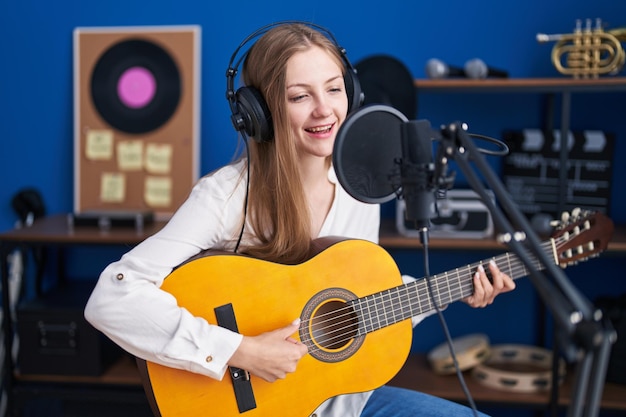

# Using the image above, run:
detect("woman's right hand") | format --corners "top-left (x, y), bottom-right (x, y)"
top-left (228, 319), bottom-right (308, 382)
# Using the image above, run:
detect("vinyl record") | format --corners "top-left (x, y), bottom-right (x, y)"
top-left (90, 38), bottom-right (181, 134)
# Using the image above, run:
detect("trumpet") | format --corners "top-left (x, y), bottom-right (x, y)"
top-left (537, 18), bottom-right (625, 78)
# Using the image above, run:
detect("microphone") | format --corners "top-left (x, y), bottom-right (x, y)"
top-left (464, 58), bottom-right (509, 79)
top-left (425, 58), bottom-right (465, 79)
top-left (400, 120), bottom-right (437, 231)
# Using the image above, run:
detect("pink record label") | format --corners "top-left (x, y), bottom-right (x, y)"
top-left (117, 66), bottom-right (156, 108)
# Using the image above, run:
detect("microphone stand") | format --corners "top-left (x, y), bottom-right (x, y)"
top-left (399, 120), bottom-right (483, 417)
top-left (434, 121), bottom-right (616, 417)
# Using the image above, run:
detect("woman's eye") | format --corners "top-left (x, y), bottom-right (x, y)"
top-left (290, 94), bottom-right (307, 102)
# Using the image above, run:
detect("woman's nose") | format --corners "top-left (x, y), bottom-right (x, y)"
top-left (313, 98), bottom-right (332, 118)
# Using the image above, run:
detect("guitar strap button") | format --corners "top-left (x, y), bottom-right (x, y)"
top-left (205, 355), bottom-right (213, 363)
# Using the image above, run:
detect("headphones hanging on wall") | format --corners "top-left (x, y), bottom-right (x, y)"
top-left (225, 20), bottom-right (363, 143)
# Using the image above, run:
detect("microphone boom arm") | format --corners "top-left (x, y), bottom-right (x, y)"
top-left (437, 121), bottom-right (615, 417)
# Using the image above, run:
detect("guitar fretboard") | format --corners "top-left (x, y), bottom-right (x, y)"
top-left (351, 240), bottom-right (553, 335)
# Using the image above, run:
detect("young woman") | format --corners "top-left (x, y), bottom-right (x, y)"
top-left (85, 22), bottom-right (516, 417)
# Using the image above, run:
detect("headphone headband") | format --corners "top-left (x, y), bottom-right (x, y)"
top-left (225, 21), bottom-right (362, 143)
top-left (227, 21), bottom-right (348, 73)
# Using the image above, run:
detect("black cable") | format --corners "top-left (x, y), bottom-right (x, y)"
top-left (233, 134), bottom-right (251, 254)
top-left (421, 228), bottom-right (480, 417)
top-left (466, 133), bottom-right (509, 156)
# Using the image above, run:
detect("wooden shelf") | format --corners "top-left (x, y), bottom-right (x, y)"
top-left (406, 77), bottom-right (626, 258)
top-left (0, 214), bottom-right (166, 245)
top-left (389, 354), bottom-right (626, 411)
top-left (379, 219), bottom-right (505, 250)
top-left (413, 77), bottom-right (626, 93)
top-left (379, 218), bottom-right (626, 253)
top-left (16, 352), bottom-right (626, 412)
top-left (2, 214), bottom-right (624, 253)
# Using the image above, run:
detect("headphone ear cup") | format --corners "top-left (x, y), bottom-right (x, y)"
top-left (344, 68), bottom-right (363, 114)
top-left (235, 86), bottom-right (274, 142)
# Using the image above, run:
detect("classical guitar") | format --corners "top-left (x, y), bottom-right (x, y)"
top-left (137, 210), bottom-right (613, 417)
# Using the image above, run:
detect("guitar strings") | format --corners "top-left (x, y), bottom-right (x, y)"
top-left (301, 251), bottom-right (542, 352)
top-left (303, 227), bottom-right (595, 352)
top-left (302, 223), bottom-right (594, 352)
top-left (299, 237), bottom-right (563, 354)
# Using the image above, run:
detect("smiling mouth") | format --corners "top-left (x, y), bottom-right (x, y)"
top-left (305, 123), bottom-right (334, 134)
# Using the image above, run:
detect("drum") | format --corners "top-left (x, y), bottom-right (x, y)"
top-left (471, 344), bottom-right (566, 393)
top-left (427, 333), bottom-right (491, 375)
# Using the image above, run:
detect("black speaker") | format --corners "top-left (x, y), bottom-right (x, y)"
top-left (17, 282), bottom-right (121, 376)
top-left (225, 21), bottom-right (363, 143)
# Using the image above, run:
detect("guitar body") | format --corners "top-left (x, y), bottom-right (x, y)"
top-left (142, 239), bottom-right (412, 417)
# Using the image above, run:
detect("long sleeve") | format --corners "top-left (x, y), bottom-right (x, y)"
top-left (85, 163), bottom-right (249, 380)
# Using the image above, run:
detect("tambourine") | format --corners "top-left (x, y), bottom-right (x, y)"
top-left (427, 333), bottom-right (491, 375)
top-left (471, 344), bottom-right (566, 393)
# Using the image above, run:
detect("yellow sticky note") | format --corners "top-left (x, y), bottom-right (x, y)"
top-left (100, 173), bottom-right (125, 203)
top-left (117, 140), bottom-right (144, 171)
top-left (145, 176), bottom-right (172, 207)
top-left (86, 130), bottom-right (114, 160)
top-left (145, 143), bottom-right (172, 174)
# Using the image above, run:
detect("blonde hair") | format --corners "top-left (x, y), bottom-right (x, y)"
top-left (239, 23), bottom-right (345, 264)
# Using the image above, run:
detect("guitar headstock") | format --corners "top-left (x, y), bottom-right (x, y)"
top-left (551, 208), bottom-right (614, 268)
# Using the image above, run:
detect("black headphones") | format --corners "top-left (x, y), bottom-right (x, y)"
top-left (225, 21), bottom-right (363, 143)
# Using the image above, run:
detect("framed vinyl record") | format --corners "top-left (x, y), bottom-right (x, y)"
top-left (73, 25), bottom-right (201, 219)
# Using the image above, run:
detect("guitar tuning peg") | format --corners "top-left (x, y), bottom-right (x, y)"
top-left (572, 207), bottom-right (581, 218)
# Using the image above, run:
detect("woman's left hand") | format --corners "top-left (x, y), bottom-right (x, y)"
top-left (463, 260), bottom-right (516, 308)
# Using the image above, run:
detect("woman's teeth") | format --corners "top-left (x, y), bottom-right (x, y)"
top-left (306, 124), bottom-right (332, 133)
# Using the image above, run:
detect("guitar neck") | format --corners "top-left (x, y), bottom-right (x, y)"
top-left (352, 238), bottom-right (556, 335)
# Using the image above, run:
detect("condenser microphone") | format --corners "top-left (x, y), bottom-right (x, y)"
top-left (464, 58), bottom-right (509, 79)
top-left (425, 58), bottom-right (465, 79)
top-left (400, 120), bottom-right (437, 230)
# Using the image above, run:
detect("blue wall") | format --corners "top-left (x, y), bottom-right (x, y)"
top-left (2, 0), bottom-right (626, 230)
top-left (1, 0), bottom-right (625, 356)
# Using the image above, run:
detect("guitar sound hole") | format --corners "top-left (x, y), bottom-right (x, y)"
top-left (310, 300), bottom-right (358, 350)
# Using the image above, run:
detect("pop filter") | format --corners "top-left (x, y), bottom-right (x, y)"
top-left (333, 104), bottom-right (408, 203)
